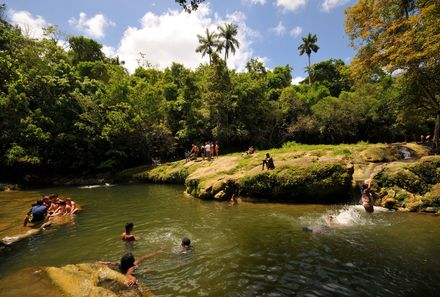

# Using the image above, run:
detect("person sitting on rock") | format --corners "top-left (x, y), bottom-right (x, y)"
top-left (23, 199), bottom-right (47, 226)
top-left (262, 153), bottom-right (275, 170)
top-left (361, 181), bottom-right (374, 213)
top-left (98, 250), bottom-right (161, 287)
top-left (243, 146), bottom-right (255, 156)
top-left (65, 198), bottom-right (78, 214)
top-left (180, 237), bottom-right (192, 254)
top-left (121, 222), bottom-right (140, 241)
top-left (152, 157), bottom-right (161, 166)
top-left (51, 200), bottom-right (68, 216)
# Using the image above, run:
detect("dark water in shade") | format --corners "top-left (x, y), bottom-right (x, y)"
top-left (0, 184), bottom-right (439, 297)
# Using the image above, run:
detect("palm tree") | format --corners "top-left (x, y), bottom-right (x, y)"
top-left (217, 23), bottom-right (240, 64)
top-left (196, 28), bottom-right (220, 64)
top-left (298, 33), bottom-right (320, 85)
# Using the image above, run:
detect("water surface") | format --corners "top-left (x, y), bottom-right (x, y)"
top-left (0, 184), bottom-right (439, 296)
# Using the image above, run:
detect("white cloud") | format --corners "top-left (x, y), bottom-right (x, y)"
top-left (115, 4), bottom-right (259, 73)
top-left (276, 0), bottom-right (307, 12)
top-left (102, 45), bottom-right (117, 58)
top-left (10, 10), bottom-right (48, 39)
top-left (321, 0), bottom-right (351, 12)
top-left (243, 0), bottom-right (267, 5)
top-left (69, 12), bottom-right (115, 39)
top-left (292, 76), bottom-right (305, 85)
top-left (270, 21), bottom-right (286, 36)
top-left (289, 26), bottom-right (303, 37)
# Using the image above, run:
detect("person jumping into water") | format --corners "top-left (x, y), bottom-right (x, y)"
top-left (362, 180), bottom-right (374, 213)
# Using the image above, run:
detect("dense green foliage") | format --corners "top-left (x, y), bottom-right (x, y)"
top-left (0, 11), bottom-right (435, 180)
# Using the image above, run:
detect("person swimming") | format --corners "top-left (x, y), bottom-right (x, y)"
top-left (121, 222), bottom-right (140, 241)
top-left (180, 237), bottom-right (192, 253)
top-left (98, 250), bottom-right (161, 287)
top-left (229, 194), bottom-right (238, 206)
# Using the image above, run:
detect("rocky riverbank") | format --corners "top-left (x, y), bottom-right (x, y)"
top-left (118, 142), bottom-right (439, 212)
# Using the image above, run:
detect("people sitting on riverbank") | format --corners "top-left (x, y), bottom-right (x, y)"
top-left (180, 237), bottom-right (192, 254)
top-left (98, 250), bottom-right (161, 287)
top-left (243, 146), bottom-right (255, 156)
top-left (121, 222), bottom-right (140, 241)
top-left (152, 157), bottom-right (161, 166)
top-left (262, 153), bottom-right (275, 170)
top-left (361, 181), bottom-right (374, 213)
top-left (23, 199), bottom-right (47, 227)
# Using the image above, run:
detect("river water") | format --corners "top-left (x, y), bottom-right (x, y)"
top-left (0, 184), bottom-right (439, 297)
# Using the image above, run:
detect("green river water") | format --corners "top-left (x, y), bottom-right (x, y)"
top-left (0, 184), bottom-right (439, 297)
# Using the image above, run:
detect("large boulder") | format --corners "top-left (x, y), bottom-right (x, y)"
top-left (373, 156), bottom-right (440, 212)
top-left (186, 161), bottom-right (353, 202)
top-left (0, 264), bottom-right (153, 297)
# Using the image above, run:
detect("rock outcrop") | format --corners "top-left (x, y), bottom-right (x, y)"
top-left (0, 264), bottom-right (153, 297)
top-left (372, 156), bottom-right (440, 212)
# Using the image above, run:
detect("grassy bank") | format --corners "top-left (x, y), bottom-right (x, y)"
top-left (117, 142), bottom-right (438, 211)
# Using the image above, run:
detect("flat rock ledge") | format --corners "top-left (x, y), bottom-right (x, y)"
top-left (0, 263), bottom-right (153, 297)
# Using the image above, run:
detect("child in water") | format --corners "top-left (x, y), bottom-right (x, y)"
top-left (180, 237), bottom-right (192, 254)
top-left (98, 250), bottom-right (160, 287)
top-left (121, 222), bottom-right (140, 241)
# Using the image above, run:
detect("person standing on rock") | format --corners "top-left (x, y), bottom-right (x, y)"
top-left (205, 142), bottom-right (211, 161)
top-left (362, 180), bottom-right (374, 213)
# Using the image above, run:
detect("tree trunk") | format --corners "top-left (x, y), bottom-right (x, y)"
top-left (307, 54), bottom-right (312, 85)
top-left (433, 109), bottom-right (440, 150)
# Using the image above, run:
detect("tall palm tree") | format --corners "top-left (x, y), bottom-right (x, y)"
top-left (196, 28), bottom-right (220, 64)
top-left (298, 33), bottom-right (320, 85)
top-left (217, 23), bottom-right (240, 63)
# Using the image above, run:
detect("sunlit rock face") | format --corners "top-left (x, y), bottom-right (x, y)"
top-left (373, 156), bottom-right (440, 212)
top-left (0, 264), bottom-right (153, 297)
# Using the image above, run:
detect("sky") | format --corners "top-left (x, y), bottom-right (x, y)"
top-left (4, 0), bottom-right (357, 83)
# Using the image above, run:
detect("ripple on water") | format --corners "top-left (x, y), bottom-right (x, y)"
top-left (1, 185), bottom-right (440, 297)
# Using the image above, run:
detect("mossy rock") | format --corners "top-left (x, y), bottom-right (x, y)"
top-left (0, 264), bottom-right (153, 297)
top-left (408, 156), bottom-right (440, 185)
top-left (373, 156), bottom-right (440, 196)
top-left (421, 184), bottom-right (440, 209)
top-left (239, 162), bottom-right (352, 202)
top-left (374, 166), bottom-right (427, 194)
top-left (359, 145), bottom-right (416, 163)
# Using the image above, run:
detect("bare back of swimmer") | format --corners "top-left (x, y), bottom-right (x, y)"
top-left (362, 181), bottom-right (374, 213)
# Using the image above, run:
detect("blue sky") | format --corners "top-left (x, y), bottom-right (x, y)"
top-left (4, 0), bottom-right (356, 82)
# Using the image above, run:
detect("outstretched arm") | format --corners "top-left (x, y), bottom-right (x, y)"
top-left (97, 261), bottom-right (117, 265)
top-left (134, 250), bottom-right (161, 265)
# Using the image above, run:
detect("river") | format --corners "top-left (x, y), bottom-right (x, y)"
top-left (0, 184), bottom-right (439, 296)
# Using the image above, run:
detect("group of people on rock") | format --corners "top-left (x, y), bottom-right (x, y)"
top-left (185, 141), bottom-right (219, 162)
top-left (99, 222), bottom-right (193, 286)
top-left (420, 134), bottom-right (432, 144)
top-left (23, 193), bottom-right (78, 226)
